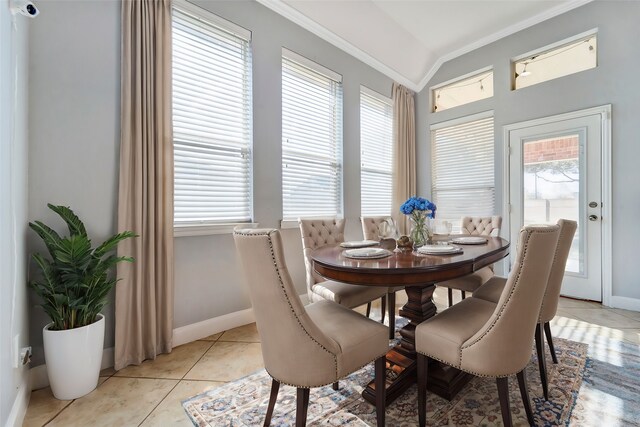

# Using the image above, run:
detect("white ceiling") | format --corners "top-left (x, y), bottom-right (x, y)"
top-left (258, 0), bottom-right (592, 91)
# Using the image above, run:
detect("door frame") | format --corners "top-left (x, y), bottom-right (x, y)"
top-left (501, 105), bottom-right (612, 305)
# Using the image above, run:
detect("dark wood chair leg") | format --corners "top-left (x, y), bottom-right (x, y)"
top-left (332, 382), bottom-right (339, 390)
top-left (496, 377), bottom-right (513, 427)
top-left (448, 288), bottom-right (453, 307)
top-left (366, 302), bottom-right (372, 318)
top-left (380, 296), bottom-right (386, 324)
top-left (375, 356), bottom-right (386, 427)
top-left (296, 388), bottom-right (310, 427)
top-left (417, 353), bottom-right (428, 427)
top-left (461, 290), bottom-right (466, 299)
top-left (544, 321), bottom-right (558, 364)
top-left (517, 368), bottom-right (535, 426)
top-left (388, 291), bottom-right (396, 340)
top-left (264, 379), bottom-right (280, 427)
top-left (535, 323), bottom-right (549, 400)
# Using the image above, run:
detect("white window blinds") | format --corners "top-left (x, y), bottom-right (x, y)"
top-left (172, 6), bottom-right (252, 226)
top-left (431, 115), bottom-right (495, 228)
top-left (282, 51), bottom-right (343, 220)
top-left (360, 88), bottom-right (393, 216)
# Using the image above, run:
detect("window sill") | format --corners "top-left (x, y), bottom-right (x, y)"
top-left (174, 223), bottom-right (258, 237)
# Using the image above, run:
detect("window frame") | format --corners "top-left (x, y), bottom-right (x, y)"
top-left (430, 66), bottom-right (493, 113)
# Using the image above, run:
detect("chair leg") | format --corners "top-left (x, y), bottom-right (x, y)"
top-left (380, 296), bottom-right (386, 324)
top-left (496, 377), bottom-right (513, 427)
top-left (264, 379), bottom-right (280, 427)
top-left (517, 368), bottom-right (535, 427)
top-left (388, 292), bottom-right (396, 340)
top-left (448, 288), bottom-right (453, 307)
top-left (544, 321), bottom-right (558, 364)
top-left (366, 302), bottom-right (372, 318)
top-left (417, 353), bottom-right (428, 427)
top-left (461, 290), bottom-right (466, 299)
top-left (296, 388), bottom-right (310, 427)
top-left (332, 382), bottom-right (339, 390)
top-left (535, 323), bottom-right (549, 400)
top-left (374, 356), bottom-right (386, 426)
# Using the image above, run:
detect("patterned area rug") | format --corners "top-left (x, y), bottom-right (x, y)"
top-left (182, 336), bottom-right (590, 426)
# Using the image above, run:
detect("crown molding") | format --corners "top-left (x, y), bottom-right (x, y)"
top-left (257, 0), bottom-right (594, 93)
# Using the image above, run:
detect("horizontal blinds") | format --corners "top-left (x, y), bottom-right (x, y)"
top-left (172, 7), bottom-right (252, 225)
top-left (361, 90), bottom-right (393, 216)
top-left (432, 117), bottom-right (495, 228)
top-left (282, 55), bottom-right (343, 220)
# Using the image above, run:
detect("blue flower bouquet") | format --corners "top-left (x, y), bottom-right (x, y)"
top-left (400, 197), bottom-right (436, 247)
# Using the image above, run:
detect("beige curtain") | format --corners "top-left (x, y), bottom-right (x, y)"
top-left (391, 83), bottom-right (416, 235)
top-left (115, 0), bottom-right (174, 370)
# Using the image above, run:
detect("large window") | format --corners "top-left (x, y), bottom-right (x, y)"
top-left (431, 114), bottom-right (495, 230)
top-left (360, 87), bottom-right (393, 216)
top-left (172, 4), bottom-right (252, 230)
top-left (282, 49), bottom-right (343, 221)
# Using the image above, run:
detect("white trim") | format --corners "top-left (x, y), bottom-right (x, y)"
top-left (282, 47), bottom-right (342, 83)
top-left (360, 85), bottom-right (392, 105)
top-left (6, 371), bottom-right (30, 427)
top-left (173, 308), bottom-right (255, 347)
top-left (502, 105), bottom-right (612, 304)
top-left (430, 110), bottom-right (494, 131)
top-left (174, 222), bottom-right (258, 237)
top-left (511, 28), bottom-right (598, 62)
top-left (175, 0), bottom-right (252, 41)
top-left (609, 296), bottom-right (640, 312)
top-left (30, 347), bottom-right (114, 391)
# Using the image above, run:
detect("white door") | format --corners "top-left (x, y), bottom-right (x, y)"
top-left (508, 113), bottom-right (602, 301)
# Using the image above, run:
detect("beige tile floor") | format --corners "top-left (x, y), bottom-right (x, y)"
top-left (23, 290), bottom-right (640, 426)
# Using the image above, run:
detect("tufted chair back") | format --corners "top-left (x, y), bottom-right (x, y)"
top-left (361, 216), bottom-right (398, 241)
top-left (299, 218), bottom-right (346, 292)
top-left (460, 224), bottom-right (559, 377)
top-left (233, 228), bottom-right (340, 386)
top-left (461, 216), bottom-right (502, 236)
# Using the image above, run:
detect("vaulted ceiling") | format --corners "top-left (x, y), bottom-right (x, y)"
top-left (257, 0), bottom-right (592, 91)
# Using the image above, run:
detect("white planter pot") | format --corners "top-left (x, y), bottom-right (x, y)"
top-left (43, 314), bottom-right (105, 400)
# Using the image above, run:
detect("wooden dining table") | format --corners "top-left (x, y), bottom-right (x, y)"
top-left (310, 236), bottom-right (510, 407)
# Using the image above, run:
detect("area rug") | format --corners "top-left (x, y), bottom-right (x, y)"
top-left (182, 337), bottom-right (590, 426)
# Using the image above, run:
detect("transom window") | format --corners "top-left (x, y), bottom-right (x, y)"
top-left (282, 49), bottom-right (343, 221)
top-left (431, 68), bottom-right (493, 112)
top-left (172, 3), bottom-right (253, 229)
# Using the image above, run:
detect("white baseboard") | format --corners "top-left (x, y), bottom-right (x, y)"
top-left (609, 296), bottom-right (640, 312)
top-left (6, 369), bottom-right (30, 427)
top-left (173, 307), bottom-right (255, 347)
top-left (30, 347), bottom-right (114, 391)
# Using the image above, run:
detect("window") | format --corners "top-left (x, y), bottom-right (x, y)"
top-left (360, 87), bottom-right (393, 216)
top-left (431, 68), bottom-right (493, 112)
top-left (431, 114), bottom-right (494, 231)
top-left (513, 31), bottom-right (597, 90)
top-left (282, 49), bottom-right (343, 221)
top-left (172, 4), bottom-right (252, 230)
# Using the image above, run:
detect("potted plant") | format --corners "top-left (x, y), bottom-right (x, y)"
top-left (29, 204), bottom-right (136, 400)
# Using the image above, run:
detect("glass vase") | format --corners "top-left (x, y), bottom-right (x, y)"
top-left (410, 211), bottom-right (433, 248)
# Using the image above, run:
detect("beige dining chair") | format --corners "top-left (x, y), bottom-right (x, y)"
top-left (361, 216), bottom-right (404, 339)
top-left (473, 218), bottom-right (577, 400)
top-left (299, 218), bottom-right (388, 323)
top-left (437, 216), bottom-right (502, 306)
top-left (234, 228), bottom-right (388, 427)
top-left (416, 224), bottom-right (560, 427)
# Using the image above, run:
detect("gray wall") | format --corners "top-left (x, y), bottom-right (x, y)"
top-left (27, 0), bottom-right (393, 365)
top-left (417, 1), bottom-right (640, 299)
top-left (0, 1), bottom-right (30, 423)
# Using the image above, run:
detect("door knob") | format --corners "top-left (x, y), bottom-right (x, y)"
top-left (589, 214), bottom-right (599, 221)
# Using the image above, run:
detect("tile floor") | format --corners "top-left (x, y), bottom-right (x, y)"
top-left (23, 289), bottom-right (640, 426)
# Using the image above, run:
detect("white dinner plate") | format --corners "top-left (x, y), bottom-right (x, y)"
top-left (340, 240), bottom-right (380, 248)
top-left (451, 236), bottom-right (488, 245)
top-left (417, 245), bottom-right (463, 255)
top-left (343, 248), bottom-right (392, 259)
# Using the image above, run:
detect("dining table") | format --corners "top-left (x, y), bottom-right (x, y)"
top-left (310, 236), bottom-right (510, 407)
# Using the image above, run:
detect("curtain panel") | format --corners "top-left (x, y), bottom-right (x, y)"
top-left (115, 0), bottom-right (174, 370)
top-left (391, 83), bottom-right (416, 235)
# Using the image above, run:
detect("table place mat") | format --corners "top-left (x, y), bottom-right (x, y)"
top-left (417, 245), bottom-right (463, 255)
top-left (343, 247), bottom-right (391, 259)
top-left (340, 240), bottom-right (380, 248)
top-left (451, 236), bottom-right (488, 245)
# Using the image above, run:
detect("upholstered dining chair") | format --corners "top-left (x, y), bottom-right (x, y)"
top-left (472, 219), bottom-right (577, 400)
top-left (299, 218), bottom-right (388, 323)
top-left (361, 216), bottom-right (404, 339)
top-left (234, 228), bottom-right (388, 427)
top-left (416, 224), bottom-right (560, 427)
top-left (437, 216), bottom-right (502, 306)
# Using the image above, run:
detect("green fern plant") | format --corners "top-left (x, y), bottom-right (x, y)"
top-left (29, 204), bottom-right (137, 330)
